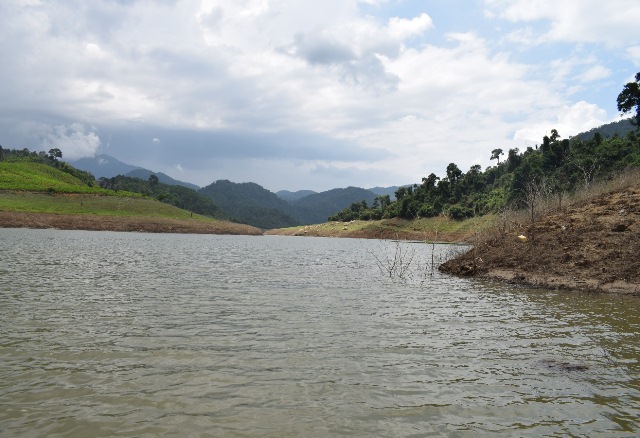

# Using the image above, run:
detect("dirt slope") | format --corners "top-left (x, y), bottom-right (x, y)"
top-left (440, 182), bottom-right (640, 295)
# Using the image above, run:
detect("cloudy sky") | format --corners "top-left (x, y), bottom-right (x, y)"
top-left (1, 0), bottom-right (639, 191)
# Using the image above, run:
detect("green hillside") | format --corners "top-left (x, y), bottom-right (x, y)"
top-left (0, 159), bottom-right (212, 222)
top-left (0, 161), bottom-right (116, 194)
top-left (97, 174), bottom-right (222, 218)
top-left (0, 191), bottom-right (212, 220)
top-left (199, 180), bottom-right (387, 228)
top-left (199, 180), bottom-right (299, 228)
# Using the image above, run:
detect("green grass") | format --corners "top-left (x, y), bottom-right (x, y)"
top-left (0, 162), bottom-right (108, 193)
top-left (0, 191), bottom-right (217, 221)
top-left (0, 161), bottom-right (217, 221)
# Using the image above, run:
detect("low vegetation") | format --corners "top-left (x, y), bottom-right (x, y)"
top-left (265, 214), bottom-right (495, 242)
top-left (440, 169), bottom-right (640, 294)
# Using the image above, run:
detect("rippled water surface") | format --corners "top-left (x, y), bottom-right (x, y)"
top-left (1, 228), bottom-right (639, 437)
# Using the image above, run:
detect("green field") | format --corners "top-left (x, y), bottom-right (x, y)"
top-left (0, 161), bottom-right (117, 194)
top-left (0, 191), bottom-right (217, 221)
top-left (0, 161), bottom-right (214, 221)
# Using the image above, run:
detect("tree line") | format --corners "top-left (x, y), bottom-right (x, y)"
top-left (98, 174), bottom-right (222, 218)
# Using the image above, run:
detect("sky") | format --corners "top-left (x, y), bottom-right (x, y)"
top-left (1, 0), bottom-right (639, 192)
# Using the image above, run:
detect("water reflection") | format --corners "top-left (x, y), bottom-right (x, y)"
top-left (0, 228), bottom-right (638, 437)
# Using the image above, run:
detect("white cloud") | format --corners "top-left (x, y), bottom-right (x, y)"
top-left (627, 46), bottom-right (640, 66)
top-left (577, 65), bottom-right (611, 83)
top-left (0, 0), bottom-right (635, 190)
top-left (514, 101), bottom-right (609, 144)
top-left (36, 123), bottom-right (102, 160)
top-left (484, 0), bottom-right (640, 46)
top-left (387, 13), bottom-right (433, 40)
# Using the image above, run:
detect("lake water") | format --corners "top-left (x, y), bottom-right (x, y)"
top-left (1, 228), bottom-right (639, 437)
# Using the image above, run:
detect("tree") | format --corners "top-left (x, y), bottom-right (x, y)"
top-left (617, 72), bottom-right (640, 127)
top-left (48, 148), bottom-right (62, 161)
top-left (490, 148), bottom-right (504, 164)
top-left (445, 163), bottom-right (462, 184)
top-left (148, 174), bottom-right (159, 188)
top-left (521, 175), bottom-right (551, 244)
top-left (421, 173), bottom-right (439, 189)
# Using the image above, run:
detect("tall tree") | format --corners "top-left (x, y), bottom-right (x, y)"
top-left (48, 148), bottom-right (62, 161)
top-left (617, 72), bottom-right (640, 127)
top-left (148, 174), bottom-right (159, 188)
top-left (490, 148), bottom-right (504, 164)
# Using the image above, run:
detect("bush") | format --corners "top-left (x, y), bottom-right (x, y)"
top-left (448, 204), bottom-right (474, 220)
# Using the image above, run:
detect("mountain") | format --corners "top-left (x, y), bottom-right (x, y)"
top-left (277, 189), bottom-right (317, 202)
top-left (199, 180), bottom-right (299, 229)
top-left (291, 187), bottom-right (379, 224)
top-left (126, 168), bottom-right (199, 190)
top-left (71, 154), bottom-right (141, 179)
top-left (70, 155), bottom-right (405, 228)
top-left (71, 154), bottom-right (199, 190)
top-left (199, 180), bottom-right (389, 228)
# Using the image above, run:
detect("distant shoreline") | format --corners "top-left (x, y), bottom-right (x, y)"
top-left (0, 211), bottom-right (262, 235)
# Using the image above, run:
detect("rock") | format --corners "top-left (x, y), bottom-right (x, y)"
top-left (611, 223), bottom-right (628, 232)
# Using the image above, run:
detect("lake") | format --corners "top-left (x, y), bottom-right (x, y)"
top-left (1, 228), bottom-right (639, 437)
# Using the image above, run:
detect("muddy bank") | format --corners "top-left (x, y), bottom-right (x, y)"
top-left (0, 211), bottom-right (263, 235)
top-left (440, 183), bottom-right (640, 295)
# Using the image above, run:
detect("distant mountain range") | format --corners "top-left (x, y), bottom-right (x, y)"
top-left (71, 154), bottom-right (401, 228)
top-left (276, 189), bottom-right (317, 202)
top-left (200, 181), bottom-right (385, 227)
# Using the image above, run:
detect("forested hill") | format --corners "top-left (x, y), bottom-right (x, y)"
top-left (276, 189), bottom-right (317, 202)
top-left (126, 169), bottom-right (199, 190)
top-left (199, 180), bottom-right (299, 229)
top-left (574, 119), bottom-right (635, 141)
top-left (98, 175), bottom-right (222, 218)
top-left (291, 187), bottom-right (378, 225)
top-left (198, 181), bottom-right (385, 228)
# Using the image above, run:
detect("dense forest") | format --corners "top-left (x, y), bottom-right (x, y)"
top-left (98, 175), bottom-right (222, 218)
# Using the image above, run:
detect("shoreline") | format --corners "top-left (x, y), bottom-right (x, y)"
top-left (439, 183), bottom-right (640, 296)
top-left (0, 211), bottom-right (263, 235)
top-left (479, 269), bottom-right (640, 295)
top-left (5, 210), bottom-right (638, 296)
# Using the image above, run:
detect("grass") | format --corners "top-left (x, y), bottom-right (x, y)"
top-left (0, 162), bottom-right (113, 194)
top-left (0, 191), bottom-right (218, 221)
top-left (0, 161), bottom-right (219, 222)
